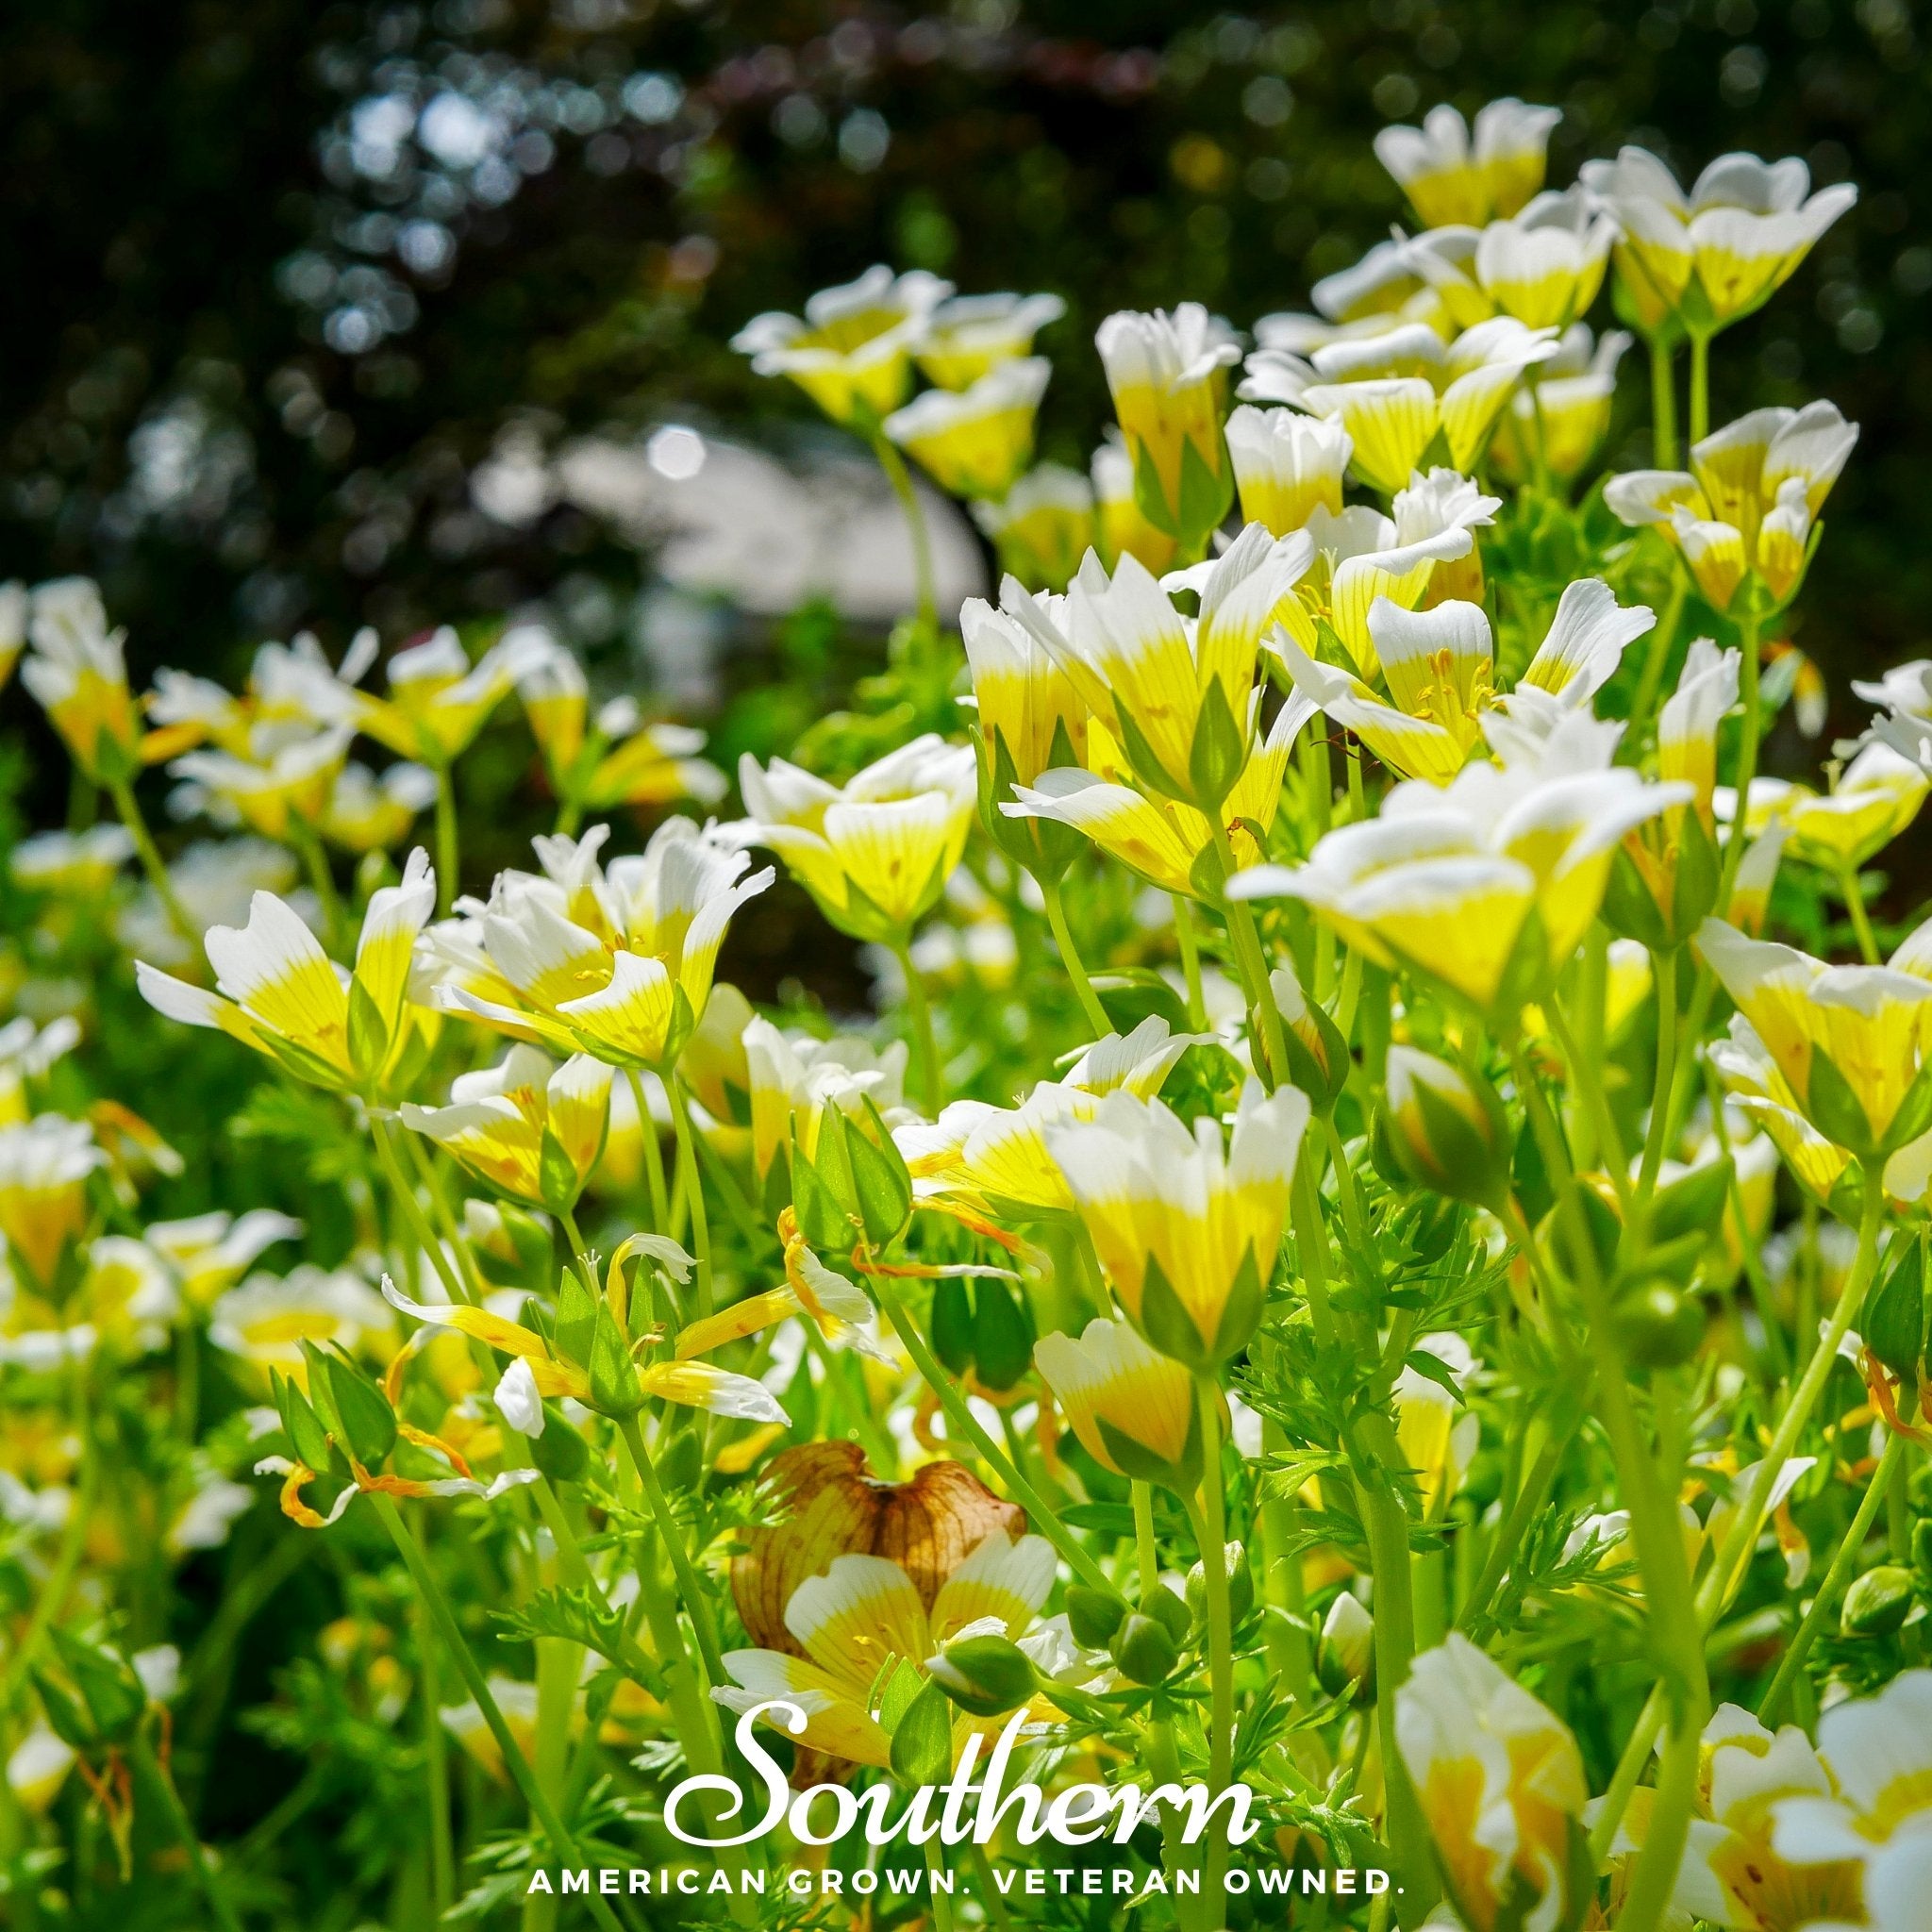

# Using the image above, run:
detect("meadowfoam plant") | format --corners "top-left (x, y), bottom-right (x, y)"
top-left (1, 91), bottom-right (1928, 1932)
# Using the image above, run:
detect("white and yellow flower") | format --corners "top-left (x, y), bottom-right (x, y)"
top-left (1041, 1083), bottom-right (1307, 1363)
top-left (743, 1015), bottom-right (909, 1186)
top-left (0, 1115), bottom-right (104, 1291)
top-left (430, 821), bottom-right (770, 1073)
top-left (970, 464), bottom-right (1094, 594)
top-left (0, 1018), bottom-right (80, 1130)
top-left (1374, 98), bottom-right (1563, 229)
top-left (1395, 1634), bottom-right (1589, 1932)
top-left (146, 1208), bottom-right (305, 1307)
top-left (1403, 188), bottom-right (1616, 334)
top-left (1224, 407), bottom-right (1354, 538)
top-left (1580, 146), bottom-right (1857, 336)
top-left (136, 848), bottom-right (437, 1092)
top-left (1490, 324), bottom-right (1632, 482)
top-left (19, 578), bottom-right (160, 783)
top-left (1091, 433), bottom-right (1177, 575)
top-left (1234, 713), bottom-right (1685, 1011)
top-left (351, 627), bottom-right (553, 766)
top-left (1094, 303), bottom-right (1241, 549)
top-left (168, 725), bottom-right (354, 841)
top-left (1752, 742), bottom-right (1927, 876)
top-left (716, 1529), bottom-right (1058, 1770)
top-left (11, 824), bottom-right (136, 899)
top-left (1035, 1315), bottom-right (1198, 1487)
top-left (732, 266), bottom-right (954, 425)
top-left (884, 358), bottom-right (1050, 500)
top-left (736, 736), bottom-right (974, 944)
top-left (209, 1265), bottom-right (393, 1374)
top-left (1394, 1334), bottom-right (1480, 1519)
top-left (401, 1044), bottom-right (609, 1214)
top-left (1241, 318), bottom-right (1558, 495)
top-left (319, 759), bottom-right (439, 853)
top-left (1696, 916), bottom-right (1932, 1159)
top-left (1606, 402), bottom-right (1858, 611)
top-left (914, 291), bottom-right (1065, 391)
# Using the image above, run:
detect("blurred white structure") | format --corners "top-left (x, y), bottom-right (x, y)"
top-left (472, 425), bottom-right (987, 624)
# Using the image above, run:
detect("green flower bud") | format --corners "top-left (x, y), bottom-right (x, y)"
top-left (1185, 1541), bottom-right (1253, 1629)
top-left (927, 1635), bottom-right (1039, 1718)
top-left (1841, 1564), bottom-right (1916, 1638)
top-left (1111, 1611), bottom-right (1180, 1686)
top-left (1379, 1047), bottom-right (1510, 1208)
top-left (1141, 1586), bottom-right (1191, 1642)
top-left (1316, 1590), bottom-right (1375, 1700)
top-left (1612, 1280), bottom-right (1705, 1369)
top-left (1065, 1586), bottom-right (1128, 1651)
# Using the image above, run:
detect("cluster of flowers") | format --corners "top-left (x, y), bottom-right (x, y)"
top-left (2, 89), bottom-right (1930, 1932)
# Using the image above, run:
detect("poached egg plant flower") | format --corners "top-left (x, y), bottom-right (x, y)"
top-left (1374, 97), bottom-right (1563, 229)
top-left (136, 849), bottom-right (438, 1095)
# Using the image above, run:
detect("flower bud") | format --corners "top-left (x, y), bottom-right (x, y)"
top-left (1841, 1564), bottom-right (1915, 1638)
top-left (1064, 1586), bottom-right (1128, 1651)
top-left (1610, 1280), bottom-right (1704, 1370)
top-left (1111, 1611), bottom-right (1180, 1686)
top-left (927, 1634), bottom-right (1039, 1717)
top-left (1378, 1047), bottom-right (1510, 1208)
top-left (1317, 1590), bottom-right (1375, 1699)
top-left (1186, 1541), bottom-right (1254, 1629)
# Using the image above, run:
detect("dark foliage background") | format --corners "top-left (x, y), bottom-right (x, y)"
top-left (2, 0), bottom-right (1927, 778)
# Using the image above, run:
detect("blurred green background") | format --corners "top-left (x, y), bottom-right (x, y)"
top-left (3, 0), bottom-right (1926, 740)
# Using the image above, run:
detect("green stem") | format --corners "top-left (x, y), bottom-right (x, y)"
top-left (872, 432), bottom-right (938, 636)
top-left (1457, 1389), bottom-right (1587, 1635)
top-left (1839, 863), bottom-right (1880, 964)
top-left (1131, 1479), bottom-right (1160, 1599)
top-left (372, 1495), bottom-right (625, 1932)
top-left (375, 1120), bottom-right (468, 1308)
top-left (1688, 329), bottom-right (1711, 446)
top-left (1632, 946), bottom-right (1680, 1216)
top-left (1650, 334), bottom-right (1679, 469)
top-left (891, 936), bottom-right (941, 1113)
top-left (1173, 893), bottom-right (1207, 1030)
top-left (127, 1729), bottom-right (243, 1932)
top-left (625, 1070), bottom-right (672, 1235)
top-left (1213, 848), bottom-right (1287, 1087)
top-left (433, 760), bottom-right (458, 918)
top-left (1548, 997), bottom-right (1633, 1210)
top-left (108, 776), bottom-right (195, 946)
top-left (1758, 1429), bottom-right (1907, 1725)
top-left (664, 1071), bottom-right (714, 1319)
top-left (1040, 874), bottom-right (1109, 1039)
top-left (291, 818), bottom-right (347, 957)
top-left (1193, 1376), bottom-right (1236, 1917)
top-left (871, 1275), bottom-right (1113, 1592)
top-left (614, 1414), bottom-right (729, 1695)
top-left (418, 1597), bottom-right (456, 1916)
top-left (1717, 611), bottom-right (1763, 911)
top-left (1628, 567), bottom-right (1689, 746)
top-left (924, 1837), bottom-right (957, 1932)
top-left (1291, 1151), bottom-right (1337, 1348)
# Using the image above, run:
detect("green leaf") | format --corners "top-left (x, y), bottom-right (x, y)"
top-left (1866, 1238), bottom-right (1925, 1382)
top-left (528, 1409), bottom-right (591, 1484)
top-left (46, 1628), bottom-right (146, 1743)
top-left (1130, 434), bottom-right (1179, 538)
top-left (492, 1585), bottom-right (664, 1695)
top-left (1174, 431), bottom-right (1233, 553)
top-left (848, 1098), bottom-right (913, 1247)
top-left (538, 1126), bottom-right (584, 1217)
top-left (321, 1346), bottom-right (398, 1466)
top-left (930, 1276), bottom-right (973, 1376)
top-left (586, 1304), bottom-right (644, 1418)
top-left (1805, 1050), bottom-right (1874, 1161)
top-left (1187, 675), bottom-right (1248, 811)
top-left (1113, 698), bottom-right (1191, 804)
top-left (790, 1135), bottom-right (854, 1253)
top-left (1651, 1156), bottom-right (1733, 1248)
top-left (1137, 1255), bottom-right (1208, 1369)
top-left (971, 1277), bottom-right (1035, 1392)
top-left (274, 1370), bottom-right (338, 1475)
top-left (554, 1265), bottom-right (599, 1370)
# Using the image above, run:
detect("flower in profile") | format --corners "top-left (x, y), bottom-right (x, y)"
top-left (970, 464), bottom-right (1094, 594)
top-left (1607, 638), bottom-right (1739, 949)
top-left (1374, 98), bottom-right (1563, 228)
top-left (1091, 434), bottom-right (1177, 575)
top-left (1233, 713), bottom-right (1685, 1012)
top-left (1751, 742), bottom-right (1927, 876)
top-left (1395, 1634), bottom-right (1589, 1932)
top-left (1402, 188), bottom-right (1616, 333)
top-left (1580, 146), bottom-right (1857, 337)
top-left (1696, 917), bottom-right (1932, 1161)
top-left (913, 291), bottom-right (1065, 391)
top-left (11, 824), bottom-right (136, 900)
top-left (732, 265), bottom-right (953, 425)
top-left (1224, 408), bottom-right (1354, 538)
top-left (0, 1116), bottom-right (104, 1291)
top-left (1006, 525), bottom-right (1310, 810)
top-left (347, 627), bottom-right (553, 767)
top-left (1490, 325), bottom-right (1632, 483)
top-left (1094, 303), bottom-right (1241, 553)
top-left (743, 1016), bottom-right (908, 1187)
top-left (1241, 318), bottom-right (1557, 496)
top-left (513, 636), bottom-right (725, 814)
top-left (137, 849), bottom-right (437, 1093)
top-left (19, 578), bottom-right (159, 784)
top-left (884, 358), bottom-right (1051, 500)
top-left (1393, 1333), bottom-right (1480, 1517)
top-left (735, 736), bottom-right (974, 945)
top-left (401, 1045), bottom-right (610, 1215)
top-left (1041, 1084), bottom-right (1307, 1365)
top-left (1034, 1316), bottom-right (1200, 1489)
top-left (209, 1266), bottom-right (393, 1374)
top-left (1377, 1048), bottom-right (1511, 1208)
top-left (168, 726), bottom-right (354, 841)
top-left (716, 1528), bottom-right (1058, 1770)
top-left (320, 759), bottom-right (440, 853)
top-left (1606, 402), bottom-right (1858, 611)
top-left (145, 1208), bottom-right (305, 1307)
top-left (431, 822), bottom-right (770, 1073)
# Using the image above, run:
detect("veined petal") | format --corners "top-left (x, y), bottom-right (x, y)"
top-left (930, 1530), bottom-right (1058, 1641)
top-left (786, 1554), bottom-right (932, 1697)
top-left (557, 949), bottom-right (678, 1068)
top-left (354, 846), bottom-right (436, 1042)
top-left (638, 1361), bottom-right (788, 1424)
top-left (205, 891), bottom-right (353, 1074)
